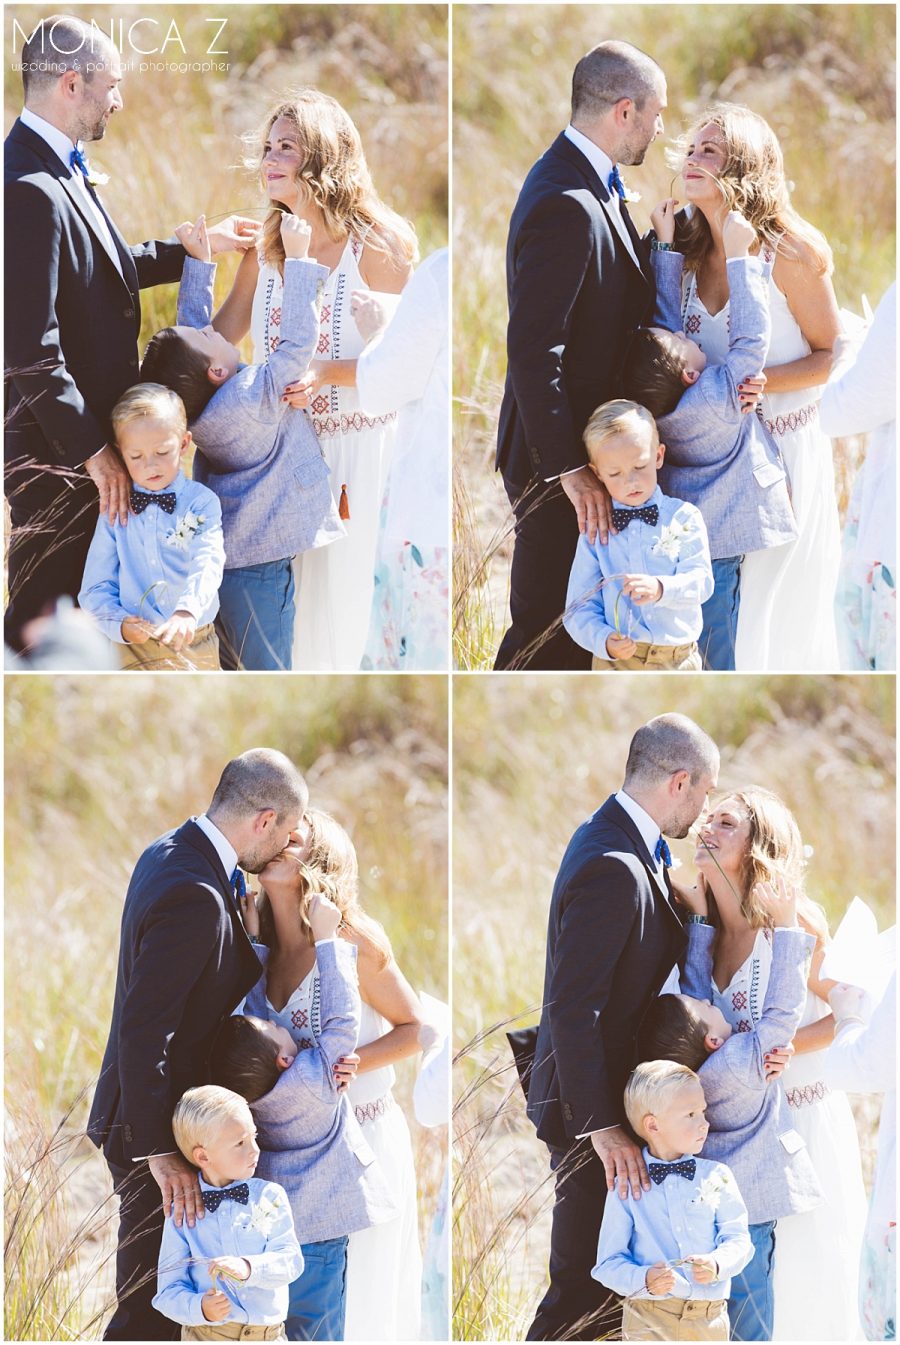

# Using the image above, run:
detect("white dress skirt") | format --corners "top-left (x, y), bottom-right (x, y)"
top-left (682, 264), bottom-right (841, 670)
top-left (712, 929), bottom-right (868, 1341)
top-left (250, 236), bottom-right (399, 670)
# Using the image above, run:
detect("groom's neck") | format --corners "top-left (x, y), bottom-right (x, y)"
top-left (570, 117), bottom-right (619, 163)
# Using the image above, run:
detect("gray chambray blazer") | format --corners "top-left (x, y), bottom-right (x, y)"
top-left (244, 939), bottom-right (398, 1245)
top-left (682, 924), bottom-right (825, 1225)
top-left (653, 251), bottom-right (799, 561)
top-left (177, 256), bottom-right (345, 569)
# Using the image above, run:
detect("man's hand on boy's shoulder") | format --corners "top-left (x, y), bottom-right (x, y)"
top-left (148, 1152), bottom-right (204, 1228)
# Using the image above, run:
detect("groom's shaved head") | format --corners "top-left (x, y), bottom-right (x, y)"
top-left (624, 714), bottom-right (718, 790)
top-left (571, 40), bottom-right (664, 123)
top-left (21, 15), bottom-right (118, 100)
top-left (209, 749), bottom-right (308, 826)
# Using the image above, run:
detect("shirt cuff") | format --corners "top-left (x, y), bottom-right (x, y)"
top-left (132, 1150), bottom-right (178, 1162)
top-left (547, 466), bottom-right (585, 483)
top-left (576, 1124), bottom-right (619, 1139)
top-left (313, 937), bottom-right (337, 946)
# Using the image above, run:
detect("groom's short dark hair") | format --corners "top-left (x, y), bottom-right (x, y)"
top-left (209, 748), bottom-right (309, 826)
top-left (624, 714), bottom-right (718, 788)
top-left (21, 15), bottom-right (116, 99)
top-left (140, 329), bottom-right (219, 424)
top-left (571, 40), bottom-right (663, 122)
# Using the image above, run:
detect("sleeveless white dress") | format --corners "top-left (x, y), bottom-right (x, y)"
top-left (267, 963), bottom-right (422, 1341)
top-left (711, 929), bottom-right (867, 1341)
top-left (251, 236), bottom-right (399, 670)
top-left (682, 263), bottom-right (841, 670)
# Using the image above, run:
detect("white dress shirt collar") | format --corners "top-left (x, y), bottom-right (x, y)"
top-left (614, 789), bottom-right (661, 860)
top-left (20, 106), bottom-right (78, 172)
top-left (194, 813), bottom-right (238, 884)
top-left (564, 124), bottom-right (616, 198)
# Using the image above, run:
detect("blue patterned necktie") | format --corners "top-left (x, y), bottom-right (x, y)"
top-left (130, 490), bottom-right (177, 516)
top-left (201, 1182), bottom-right (250, 1213)
top-left (607, 164), bottom-right (626, 200)
top-left (655, 835), bottom-right (673, 868)
top-left (648, 1158), bottom-right (696, 1185)
top-left (612, 503), bottom-right (659, 531)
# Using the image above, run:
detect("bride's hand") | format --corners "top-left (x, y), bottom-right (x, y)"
top-left (671, 872), bottom-right (709, 919)
top-left (752, 875), bottom-right (798, 928)
top-left (308, 892), bottom-right (342, 943)
top-left (206, 215), bottom-right (262, 255)
top-left (650, 198), bottom-right (678, 246)
top-left (282, 364), bottom-right (324, 409)
top-left (239, 886), bottom-right (260, 939)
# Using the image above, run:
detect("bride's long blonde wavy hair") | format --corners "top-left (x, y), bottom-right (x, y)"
top-left (667, 103), bottom-right (833, 277)
top-left (703, 787), bottom-right (829, 945)
top-left (249, 89), bottom-right (418, 277)
top-left (258, 808), bottom-right (392, 968)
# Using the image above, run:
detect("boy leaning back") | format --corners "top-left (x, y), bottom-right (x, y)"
top-left (564, 401), bottom-right (713, 669)
top-left (153, 1084), bottom-right (303, 1340)
top-left (78, 384), bottom-right (224, 669)
top-left (593, 1061), bottom-right (752, 1342)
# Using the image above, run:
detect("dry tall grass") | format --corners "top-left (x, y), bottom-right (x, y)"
top-left (452, 674), bottom-right (895, 1339)
top-left (4, 674), bottom-right (448, 1340)
top-left (452, 4), bottom-right (897, 666)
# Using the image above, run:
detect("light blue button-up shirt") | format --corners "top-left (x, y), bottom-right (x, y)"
top-left (79, 471), bottom-right (224, 642)
top-left (592, 1149), bottom-right (753, 1301)
top-left (564, 486), bottom-right (713, 659)
top-left (153, 1176), bottom-right (304, 1327)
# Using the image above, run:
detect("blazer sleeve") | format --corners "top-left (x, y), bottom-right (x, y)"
top-left (650, 249), bottom-right (685, 331)
top-left (4, 177), bottom-right (108, 468)
top-left (130, 236), bottom-right (189, 290)
top-left (681, 922), bottom-right (715, 999)
top-left (547, 855), bottom-right (643, 1132)
top-left (506, 191), bottom-right (595, 479)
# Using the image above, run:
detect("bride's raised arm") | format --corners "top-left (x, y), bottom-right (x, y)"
top-left (211, 244), bottom-right (260, 344)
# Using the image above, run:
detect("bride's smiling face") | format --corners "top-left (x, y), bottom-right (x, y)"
top-left (261, 116), bottom-right (305, 208)
top-left (681, 122), bottom-right (728, 206)
top-left (694, 797), bottom-right (751, 877)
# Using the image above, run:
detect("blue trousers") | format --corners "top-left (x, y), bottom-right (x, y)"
top-left (728, 1219), bottom-right (775, 1341)
top-left (700, 555), bottom-right (743, 670)
top-left (285, 1235), bottom-right (349, 1341)
top-left (216, 559), bottom-right (295, 671)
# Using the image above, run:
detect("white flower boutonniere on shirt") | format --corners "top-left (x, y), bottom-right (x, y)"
top-left (165, 508), bottom-right (206, 553)
top-left (239, 1193), bottom-right (282, 1238)
top-left (651, 519), bottom-right (694, 563)
top-left (691, 1172), bottom-right (730, 1211)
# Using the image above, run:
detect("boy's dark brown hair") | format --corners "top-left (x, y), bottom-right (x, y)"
top-left (209, 1014), bottom-right (282, 1104)
top-left (621, 328), bottom-right (692, 420)
top-left (635, 994), bottom-right (711, 1073)
top-left (140, 329), bottom-right (218, 423)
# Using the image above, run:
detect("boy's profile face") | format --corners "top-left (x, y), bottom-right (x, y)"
top-left (649, 327), bottom-right (708, 383)
top-left (680, 994), bottom-right (733, 1047)
top-left (116, 416), bottom-right (189, 492)
top-left (174, 323), bottom-right (241, 384)
top-left (193, 1111), bottom-right (260, 1187)
top-left (253, 1017), bottom-right (299, 1070)
top-left (644, 1078), bottom-right (710, 1160)
top-left (587, 423), bottom-right (665, 507)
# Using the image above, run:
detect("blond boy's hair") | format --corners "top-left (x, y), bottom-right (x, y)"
top-left (172, 1085), bottom-right (253, 1164)
top-left (624, 1059), bottom-right (701, 1140)
top-left (110, 382), bottom-right (188, 447)
top-left (583, 398), bottom-right (659, 465)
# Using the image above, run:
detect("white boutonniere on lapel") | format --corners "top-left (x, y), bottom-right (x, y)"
top-left (651, 519), bottom-right (694, 562)
top-left (622, 180), bottom-right (641, 205)
top-left (86, 164), bottom-right (110, 188)
top-left (165, 508), bottom-right (205, 553)
top-left (691, 1172), bottom-right (729, 1211)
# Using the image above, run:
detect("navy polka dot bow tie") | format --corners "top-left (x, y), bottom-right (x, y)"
top-left (648, 1158), bottom-right (696, 1185)
top-left (612, 503), bottom-right (659, 531)
top-left (201, 1182), bottom-right (250, 1213)
top-left (654, 835), bottom-right (673, 868)
top-left (607, 164), bottom-right (626, 200)
top-left (130, 490), bottom-right (177, 516)
top-left (69, 145), bottom-right (90, 177)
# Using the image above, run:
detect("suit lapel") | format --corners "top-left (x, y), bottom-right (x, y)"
top-left (549, 133), bottom-right (649, 283)
top-left (58, 173), bottom-right (136, 292)
top-left (599, 796), bottom-right (669, 905)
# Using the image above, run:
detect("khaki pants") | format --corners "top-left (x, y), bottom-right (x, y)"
top-left (593, 640), bottom-right (702, 672)
top-left (119, 623), bottom-right (220, 671)
top-left (623, 1296), bottom-right (729, 1341)
top-left (181, 1325), bottom-right (286, 1341)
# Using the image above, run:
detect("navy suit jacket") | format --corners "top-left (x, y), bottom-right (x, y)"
top-left (526, 796), bottom-right (687, 1149)
top-left (496, 133), bottom-right (656, 493)
top-left (4, 117), bottom-right (185, 476)
top-left (87, 821), bottom-right (263, 1168)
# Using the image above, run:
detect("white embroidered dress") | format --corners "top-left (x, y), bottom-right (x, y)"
top-left (251, 235), bottom-right (399, 670)
top-left (267, 966), bottom-right (422, 1340)
top-left (711, 928), bottom-right (867, 1341)
top-left (682, 261), bottom-right (841, 670)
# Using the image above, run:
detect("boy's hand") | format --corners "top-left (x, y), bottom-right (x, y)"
top-left (175, 215), bottom-right (212, 263)
top-left (350, 288), bottom-right (388, 342)
top-left (152, 610), bottom-right (197, 653)
top-left (650, 198), bottom-right (678, 245)
top-left (281, 214), bottom-right (313, 259)
top-left (201, 1288), bottom-right (232, 1322)
top-left (646, 1262), bottom-right (676, 1295)
top-left (686, 1253), bottom-right (719, 1284)
top-left (606, 633), bottom-right (637, 660)
top-left (282, 363), bottom-right (324, 408)
top-left (738, 373), bottom-right (766, 415)
top-left (751, 874), bottom-right (798, 928)
top-left (208, 1256), bottom-right (251, 1282)
top-left (622, 574), bottom-right (663, 605)
top-left (307, 891), bottom-right (342, 942)
top-left (121, 616), bottom-right (154, 645)
top-left (722, 210), bottom-right (756, 259)
top-left (671, 872), bottom-right (710, 919)
top-left (334, 1051), bottom-right (360, 1091)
